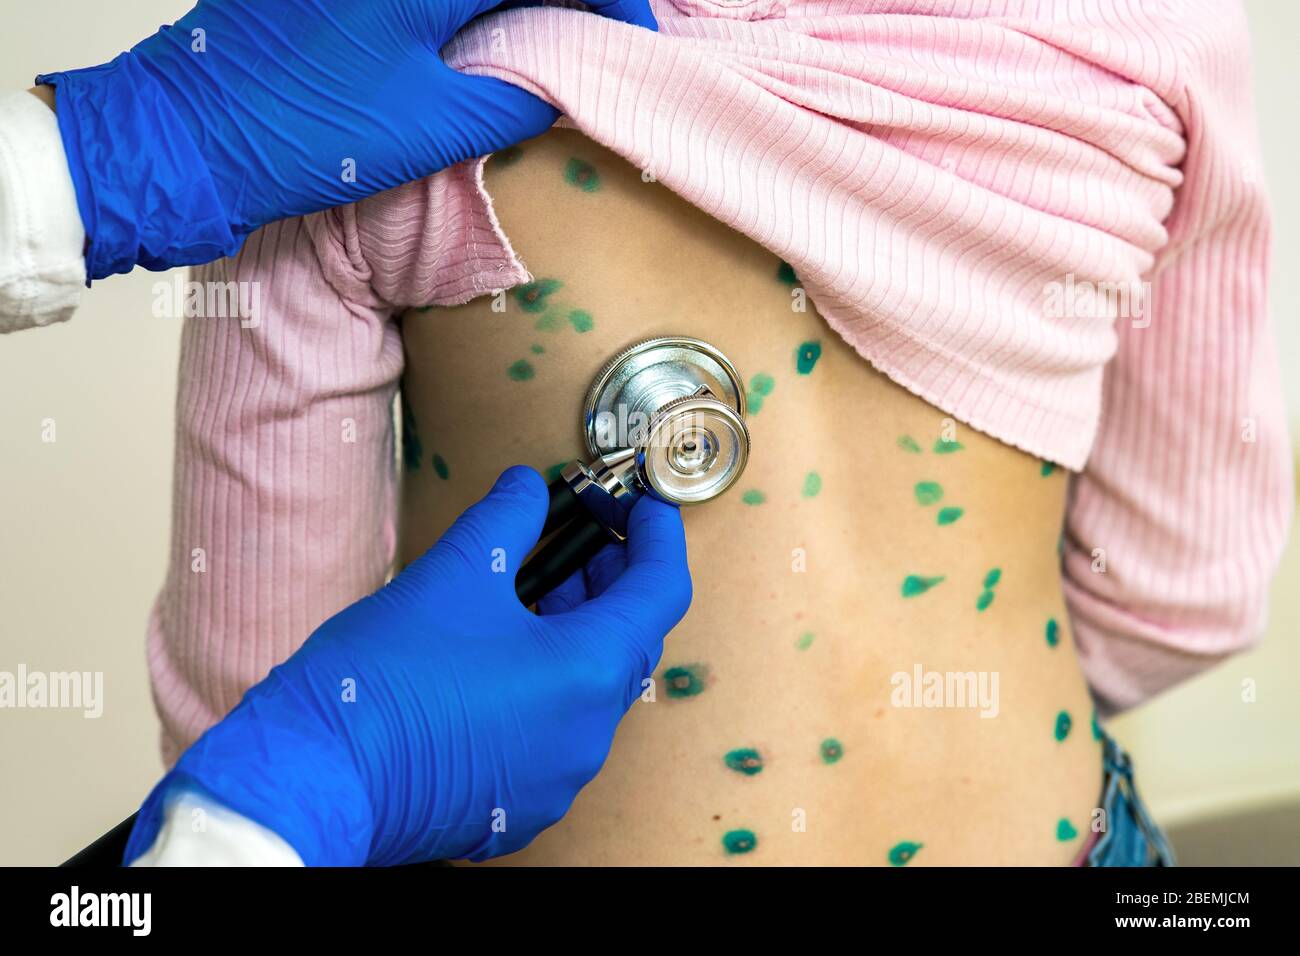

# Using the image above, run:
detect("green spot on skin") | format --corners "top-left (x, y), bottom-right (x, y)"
top-left (902, 574), bottom-right (945, 597)
top-left (544, 461), bottom-right (569, 483)
top-left (1054, 710), bottom-right (1072, 742)
top-left (432, 454), bottom-right (450, 481)
top-left (664, 665), bottom-right (707, 699)
top-left (568, 309), bottom-right (594, 333)
top-left (747, 373), bottom-right (775, 415)
top-left (742, 489), bottom-right (766, 506)
top-left (795, 631), bottom-right (815, 650)
top-left (888, 841), bottom-right (923, 866)
top-left (984, 568), bottom-right (1002, 589)
top-left (976, 590), bottom-right (995, 611)
top-left (795, 340), bottom-right (822, 374)
top-left (747, 393), bottom-right (765, 414)
top-left (1056, 818), bottom-right (1079, 842)
top-left (564, 157), bottom-right (601, 192)
top-left (493, 145), bottom-right (523, 166)
top-left (722, 829), bottom-right (758, 855)
top-left (897, 435), bottom-right (923, 454)
top-left (1045, 617), bottom-right (1060, 648)
top-left (507, 359), bottom-right (535, 382)
top-left (1041, 460), bottom-right (1057, 477)
top-left (936, 506), bottom-right (964, 526)
top-left (514, 279), bottom-right (561, 313)
top-left (933, 438), bottom-right (964, 454)
top-left (802, 472), bottom-right (822, 498)
top-left (914, 481), bottom-right (944, 506)
top-left (530, 343), bottom-right (545, 355)
top-left (1091, 710), bottom-right (1103, 741)
top-left (534, 308), bottom-right (564, 332)
top-left (820, 738), bottom-right (844, 764)
top-left (776, 261), bottom-right (799, 286)
top-left (724, 748), bottom-right (764, 776)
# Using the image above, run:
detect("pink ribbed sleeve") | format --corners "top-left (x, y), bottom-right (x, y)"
top-left (147, 0), bottom-right (1291, 758)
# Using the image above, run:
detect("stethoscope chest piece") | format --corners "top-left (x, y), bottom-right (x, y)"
top-left (583, 336), bottom-right (750, 505)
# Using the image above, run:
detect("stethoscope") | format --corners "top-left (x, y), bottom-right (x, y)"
top-left (63, 336), bottom-right (751, 867)
top-left (514, 336), bottom-right (751, 606)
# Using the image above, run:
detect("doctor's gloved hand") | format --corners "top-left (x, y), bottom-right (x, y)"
top-left (121, 466), bottom-right (691, 867)
top-left (35, 0), bottom-right (656, 281)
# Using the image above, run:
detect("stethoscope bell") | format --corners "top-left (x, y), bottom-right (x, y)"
top-left (515, 336), bottom-right (751, 607)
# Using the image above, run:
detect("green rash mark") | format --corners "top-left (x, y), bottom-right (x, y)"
top-left (937, 506), bottom-right (964, 526)
top-left (820, 738), bottom-right (845, 764)
top-left (888, 841), bottom-right (922, 867)
top-left (567, 309), bottom-right (594, 333)
top-left (897, 435), bottom-right (923, 454)
top-left (663, 665), bottom-right (707, 699)
top-left (984, 568), bottom-right (1002, 588)
top-left (507, 359), bottom-right (536, 382)
top-left (400, 396), bottom-right (422, 471)
top-left (913, 481), bottom-right (944, 506)
top-left (724, 748), bottom-right (764, 776)
top-left (976, 590), bottom-right (995, 611)
top-left (933, 438), bottom-right (964, 454)
top-left (976, 567), bottom-right (1001, 611)
top-left (1091, 710), bottom-right (1103, 741)
top-left (802, 472), bottom-right (822, 498)
top-left (722, 829), bottom-right (758, 855)
top-left (902, 574), bottom-right (945, 597)
top-left (795, 631), bottom-right (815, 650)
top-left (795, 340), bottom-right (822, 374)
top-left (1054, 710), bottom-right (1072, 742)
top-left (530, 343), bottom-right (545, 355)
top-left (432, 454), bottom-right (450, 481)
top-left (741, 489), bottom-right (766, 506)
top-left (747, 373), bottom-right (775, 414)
top-left (513, 279), bottom-right (562, 313)
top-left (544, 461), bottom-right (568, 483)
top-left (534, 308), bottom-right (564, 332)
top-left (563, 157), bottom-right (601, 192)
top-left (1041, 460), bottom-right (1057, 477)
top-left (492, 145), bottom-right (523, 166)
top-left (1056, 818), bottom-right (1079, 842)
top-left (1045, 617), bottom-right (1060, 648)
top-left (776, 261), bottom-right (799, 286)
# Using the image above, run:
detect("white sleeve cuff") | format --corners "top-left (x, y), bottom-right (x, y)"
top-left (0, 89), bottom-right (86, 334)
top-left (128, 789), bottom-right (306, 867)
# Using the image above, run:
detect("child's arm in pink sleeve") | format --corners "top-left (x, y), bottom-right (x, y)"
top-left (1063, 24), bottom-right (1294, 716)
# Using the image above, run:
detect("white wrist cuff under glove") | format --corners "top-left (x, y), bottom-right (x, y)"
top-left (0, 89), bottom-right (86, 333)
top-left (129, 788), bottom-right (305, 867)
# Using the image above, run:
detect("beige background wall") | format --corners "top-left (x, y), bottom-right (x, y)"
top-left (0, 1), bottom-right (1296, 865)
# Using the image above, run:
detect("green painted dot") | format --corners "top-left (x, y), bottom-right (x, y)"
top-left (1041, 460), bottom-right (1057, 477)
top-left (914, 481), bottom-right (944, 506)
top-left (1045, 618), bottom-right (1060, 648)
top-left (937, 506), bottom-right (964, 525)
top-left (432, 454), bottom-right (450, 481)
top-left (742, 489), bottom-right (766, 506)
top-left (507, 359), bottom-right (535, 382)
top-left (1091, 710), bottom-right (1103, 741)
top-left (820, 738), bottom-right (844, 764)
top-left (795, 340), bottom-right (822, 374)
top-left (888, 841), bottom-right (922, 866)
top-left (534, 308), bottom-right (564, 332)
top-left (724, 748), bottom-right (764, 776)
top-left (722, 829), bottom-right (758, 855)
top-left (747, 393), bottom-right (765, 414)
top-left (976, 589), bottom-right (995, 611)
top-left (802, 472), bottom-right (822, 498)
top-left (795, 631), bottom-right (815, 650)
top-left (902, 574), bottom-right (945, 597)
top-left (563, 157), bottom-right (601, 192)
top-left (983, 568), bottom-right (1002, 589)
top-left (933, 439), bottom-right (964, 454)
top-left (544, 461), bottom-right (568, 482)
top-left (530, 343), bottom-right (545, 355)
top-left (1054, 710), bottom-right (1072, 742)
top-left (897, 435), bottom-right (923, 454)
top-left (664, 665), bottom-right (707, 699)
top-left (776, 261), bottom-right (798, 286)
top-left (513, 279), bottom-right (561, 313)
top-left (568, 309), bottom-right (594, 333)
top-left (1056, 818), bottom-right (1079, 842)
top-left (750, 373), bottom-right (775, 396)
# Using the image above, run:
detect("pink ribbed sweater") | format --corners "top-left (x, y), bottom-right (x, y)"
top-left (149, 0), bottom-right (1292, 763)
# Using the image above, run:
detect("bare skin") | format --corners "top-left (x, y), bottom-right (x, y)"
top-left (398, 127), bottom-right (1102, 865)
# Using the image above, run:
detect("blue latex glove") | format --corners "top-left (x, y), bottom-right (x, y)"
top-left (121, 466), bottom-right (691, 866)
top-left (35, 0), bottom-right (656, 281)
